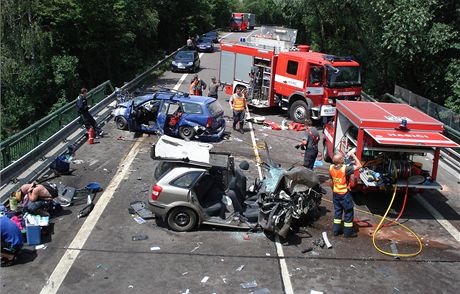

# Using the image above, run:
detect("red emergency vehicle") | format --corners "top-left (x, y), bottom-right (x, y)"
top-left (323, 100), bottom-right (459, 190)
top-left (230, 13), bottom-right (248, 32)
top-left (219, 26), bottom-right (362, 122)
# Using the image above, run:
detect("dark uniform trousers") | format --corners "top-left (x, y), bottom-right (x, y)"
top-left (333, 191), bottom-right (354, 236)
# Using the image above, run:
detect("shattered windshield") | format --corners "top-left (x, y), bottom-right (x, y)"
top-left (326, 66), bottom-right (361, 88)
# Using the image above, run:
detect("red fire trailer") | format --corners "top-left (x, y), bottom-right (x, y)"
top-left (323, 101), bottom-right (459, 190)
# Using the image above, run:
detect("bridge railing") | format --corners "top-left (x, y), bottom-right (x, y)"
top-left (0, 81), bottom-right (113, 170)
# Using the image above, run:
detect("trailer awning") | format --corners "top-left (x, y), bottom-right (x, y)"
top-left (365, 129), bottom-right (459, 148)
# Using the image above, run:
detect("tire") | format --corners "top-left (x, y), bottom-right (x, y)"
top-left (323, 141), bottom-right (332, 163)
top-left (167, 207), bottom-right (197, 232)
top-left (289, 100), bottom-right (310, 123)
top-left (115, 116), bottom-right (128, 130)
top-left (179, 125), bottom-right (195, 140)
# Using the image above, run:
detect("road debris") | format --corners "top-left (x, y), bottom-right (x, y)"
top-left (133, 216), bottom-right (146, 224)
top-left (235, 265), bottom-right (245, 272)
top-left (201, 276), bottom-right (209, 283)
top-left (241, 280), bottom-right (258, 289)
top-left (190, 242), bottom-right (203, 253)
top-left (132, 235), bottom-right (148, 241)
top-left (35, 244), bottom-right (47, 250)
top-left (390, 240), bottom-right (400, 260)
top-left (313, 238), bottom-right (325, 248)
top-left (265, 253), bottom-right (270, 256)
top-left (250, 288), bottom-right (270, 294)
top-left (322, 232), bottom-right (332, 248)
top-left (301, 247), bottom-right (313, 254)
top-left (182, 272), bottom-right (188, 276)
top-left (310, 290), bottom-right (323, 294)
top-left (150, 246), bottom-right (160, 251)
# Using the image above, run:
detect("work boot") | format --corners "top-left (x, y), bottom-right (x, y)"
top-left (239, 128), bottom-right (244, 134)
top-left (333, 231), bottom-right (342, 236)
top-left (344, 232), bottom-right (358, 238)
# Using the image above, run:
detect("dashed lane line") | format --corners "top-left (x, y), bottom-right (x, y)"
top-left (40, 137), bottom-right (145, 294)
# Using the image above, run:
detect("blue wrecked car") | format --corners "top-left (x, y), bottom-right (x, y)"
top-left (113, 90), bottom-right (226, 141)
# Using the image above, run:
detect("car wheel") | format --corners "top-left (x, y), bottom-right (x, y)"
top-left (289, 100), bottom-right (310, 123)
top-left (115, 116), bottom-right (128, 130)
top-left (167, 207), bottom-right (197, 232)
top-left (323, 140), bottom-right (332, 163)
top-left (179, 125), bottom-right (195, 140)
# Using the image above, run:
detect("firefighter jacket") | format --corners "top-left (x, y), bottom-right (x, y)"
top-left (232, 94), bottom-right (246, 111)
top-left (329, 165), bottom-right (349, 194)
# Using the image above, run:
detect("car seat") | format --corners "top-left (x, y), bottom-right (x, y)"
top-left (195, 174), bottom-right (225, 217)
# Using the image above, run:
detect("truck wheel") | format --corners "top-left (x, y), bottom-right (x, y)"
top-left (115, 116), bottom-right (128, 130)
top-left (289, 100), bottom-right (310, 123)
top-left (323, 141), bottom-right (332, 163)
top-left (179, 126), bottom-right (195, 140)
top-left (167, 207), bottom-right (197, 232)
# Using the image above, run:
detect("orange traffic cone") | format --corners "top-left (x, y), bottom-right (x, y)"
top-left (88, 127), bottom-right (95, 144)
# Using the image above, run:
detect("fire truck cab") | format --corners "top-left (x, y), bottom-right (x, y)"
top-left (219, 26), bottom-right (362, 122)
top-left (230, 13), bottom-right (248, 32)
top-left (323, 100), bottom-right (459, 191)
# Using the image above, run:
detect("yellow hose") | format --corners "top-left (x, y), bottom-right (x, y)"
top-left (371, 185), bottom-right (422, 257)
top-left (323, 185), bottom-right (423, 257)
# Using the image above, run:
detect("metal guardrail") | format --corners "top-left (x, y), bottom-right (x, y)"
top-left (0, 45), bottom-right (185, 193)
top-left (0, 81), bottom-right (113, 170)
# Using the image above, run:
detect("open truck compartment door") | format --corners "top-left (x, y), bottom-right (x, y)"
top-left (364, 129), bottom-right (459, 148)
top-left (331, 101), bottom-right (459, 190)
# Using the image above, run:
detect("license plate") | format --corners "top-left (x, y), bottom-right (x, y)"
top-left (321, 105), bottom-right (336, 116)
top-left (178, 65), bottom-right (185, 69)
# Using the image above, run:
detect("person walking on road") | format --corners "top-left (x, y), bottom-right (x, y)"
top-left (208, 77), bottom-right (219, 99)
top-left (229, 87), bottom-right (247, 134)
top-left (329, 150), bottom-right (362, 238)
top-left (186, 36), bottom-right (194, 50)
top-left (76, 88), bottom-right (103, 136)
top-left (301, 119), bottom-right (320, 169)
top-left (189, 74), bottom-right (207, 96)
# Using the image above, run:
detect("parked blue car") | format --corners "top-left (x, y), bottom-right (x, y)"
top-left (114, 90), bottom-right (226, 141)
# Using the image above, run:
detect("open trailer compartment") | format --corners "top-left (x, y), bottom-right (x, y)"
top-left (327, 101), bottom-right (459, 190)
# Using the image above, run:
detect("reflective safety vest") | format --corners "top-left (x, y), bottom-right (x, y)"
top-left (329, 165), bottom-right (348, 194)
top-left (232, 94), bottom-right (245, 111)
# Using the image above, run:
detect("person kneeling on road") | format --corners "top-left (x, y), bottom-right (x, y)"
top-left (229, 87), bottom-right (247, 134)
top-left (16, 182), bottom-right (60, 216)
top-left (329, 150), bottom-right (362, 238)
top-left (1, 214), bottom-right (23, 266)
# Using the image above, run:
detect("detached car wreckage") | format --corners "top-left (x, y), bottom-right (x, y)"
top-left (148, 135), bottom-right (324, 238)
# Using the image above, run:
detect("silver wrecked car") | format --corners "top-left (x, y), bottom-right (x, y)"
top-left (147, 135), bottom-right (324, 236)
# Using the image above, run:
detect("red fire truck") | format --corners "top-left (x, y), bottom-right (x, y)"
top-left (323, 100), bottom-right (459, 190)
top-left (230, 13), bottom-right (248, 32)
top-left (219, 26), bottom-right (362, 122)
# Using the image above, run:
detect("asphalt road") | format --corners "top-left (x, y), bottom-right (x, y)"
top-left (2, 30), bottom-right (460, 294)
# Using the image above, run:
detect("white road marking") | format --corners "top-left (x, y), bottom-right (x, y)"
top-left (220, 32), bottom-right (233, 39)
top-left (415, 194), bottom-right (460, 242)
top-left (246, 106), bottom-right (293, 294)
top-left (173, 53), bottom-right (204, 91)
top-left (40, 138), bottom-right (145, 294)
top-left (276, 236), bottom-right (294, 294)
